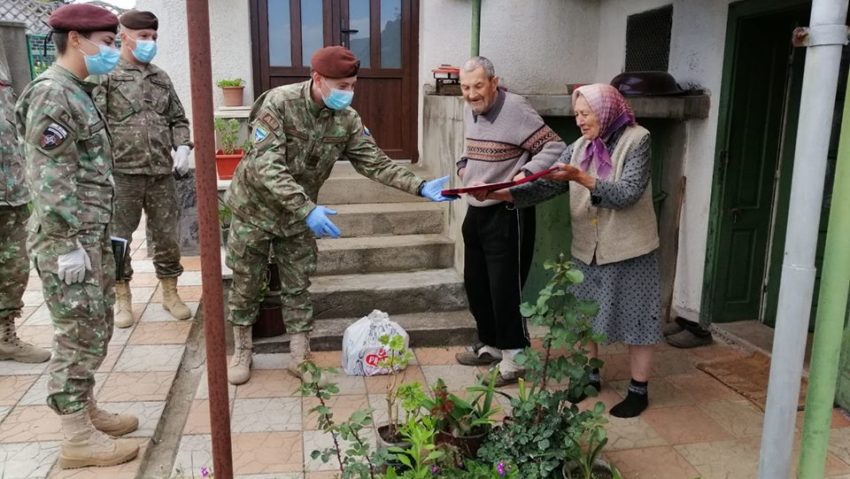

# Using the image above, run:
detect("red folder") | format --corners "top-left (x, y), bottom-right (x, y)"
top-left (441, 165), bottom-right (560, 196)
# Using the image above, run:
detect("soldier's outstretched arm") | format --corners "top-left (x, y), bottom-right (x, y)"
top-left (250, 107), bottom-right (316, 221)
top-left (344, 115), bottom-right (424, 196)
top-left (18, 87), bottom-right (82, 255)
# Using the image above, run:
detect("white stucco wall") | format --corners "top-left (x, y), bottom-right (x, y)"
top-left (596, 0), bottom-right (735, 322)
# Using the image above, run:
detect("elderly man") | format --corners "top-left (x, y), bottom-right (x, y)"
top-left (224, 46), bottom-right (454, 385)
top-left (454, 56), bottom-right (566, 386)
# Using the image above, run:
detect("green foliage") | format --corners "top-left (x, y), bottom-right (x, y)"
top-left (216, 78), bottom-right (245, 88)
top-left (213, 118), bottom-right (241, 155)
top-left (420, 370), bottom-right (503, 438)
top-left (376, 334), bottom-right (416, 439)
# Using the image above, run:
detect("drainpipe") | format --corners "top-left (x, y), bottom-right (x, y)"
top-left (798, 63), bottom-right (850, 479)
top-left (186, 0), bottom-right (234, 478)
top-left (758, 2), bottom-right (849, 479)
top-left (471, 0), bottom-right (481, 57)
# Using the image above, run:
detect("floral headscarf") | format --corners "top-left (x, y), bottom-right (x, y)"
top-left (572, 83), bottom-right (636, 179)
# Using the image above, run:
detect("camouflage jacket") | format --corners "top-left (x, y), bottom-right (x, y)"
top-left (224, 80), bottom-right (425, 237)
top-left (16, 64), bottom-right (114, 256)
top-left (0, 81), bottom-right (29, 207)
top-left (93, 59), bottom-right (191, 175)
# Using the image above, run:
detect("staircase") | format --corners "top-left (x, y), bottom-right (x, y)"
top-left (224, 162), bottom-right (476, 352)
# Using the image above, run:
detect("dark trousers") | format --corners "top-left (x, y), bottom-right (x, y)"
top-left (462, 203), bottom-right (535, 350)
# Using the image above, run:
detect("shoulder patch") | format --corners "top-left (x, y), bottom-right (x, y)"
top-left (253, 126), bottom-right (269, 143)
top-left (258, 111), bottom-right (281, 131)
top-left (39, 123), bottom-right (68, 151)
top-left (362, 126), bottom-right (371, 137)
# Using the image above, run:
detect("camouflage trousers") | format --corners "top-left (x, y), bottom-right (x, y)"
top-left (225, 216), bottom-right (317, 333)
top-left (31, 226), bottom-right (116, 415)
top-left (0, 205), bottom-right (29, 321)
top-left (113, 173), bottom-right (183, 280)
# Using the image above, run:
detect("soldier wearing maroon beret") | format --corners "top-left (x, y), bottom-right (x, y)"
top-left (222, 46), bottom-right (456, 385)
top-left (14, 2), bottom-right (139, 470)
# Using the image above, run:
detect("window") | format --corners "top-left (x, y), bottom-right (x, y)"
top-left (625, 5), bottom-right (673, 72)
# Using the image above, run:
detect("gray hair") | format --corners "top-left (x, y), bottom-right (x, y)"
top-left (462, 56), bottom-right (495, 78)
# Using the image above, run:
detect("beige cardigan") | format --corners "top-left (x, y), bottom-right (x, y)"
top-left (569, 125), bottom-right (659, 265)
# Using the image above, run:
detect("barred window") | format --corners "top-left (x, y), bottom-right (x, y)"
top-left (625, 5), bottom-right (673, 72)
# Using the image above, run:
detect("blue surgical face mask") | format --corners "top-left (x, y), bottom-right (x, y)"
top-left (321, 82), bottom-right (354, 110)
top-left (131, 37), bottom-right (157, 63)
top-left (79, 37), bottom-right (120, 75)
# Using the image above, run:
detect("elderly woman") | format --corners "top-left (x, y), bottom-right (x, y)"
top-left (480, 83), bottom-right (661, 418)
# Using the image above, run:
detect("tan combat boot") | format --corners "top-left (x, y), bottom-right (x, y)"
top-left (58, 409), bottom-right (139, 469)
top-left (113, 281), bottom-right (134, 329)
top-left (0, 313), bottom-right (51, 363)
top-left (88, 398), bottom-right (139, 437)
top-left (160, 277), bottom-right (192, 320)
top-left (228, 325), bottom-right (253, 385)
top-left (286, 332), bottom-right (311, 379)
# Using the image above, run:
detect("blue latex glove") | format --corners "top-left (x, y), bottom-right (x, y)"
top-left (420, 176), bottom-right (458, 202)
top-left (306, 206), bottom-right (341, 238)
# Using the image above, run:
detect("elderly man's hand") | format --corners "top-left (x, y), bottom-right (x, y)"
top-left (545, 163), bottom-right (583, 183)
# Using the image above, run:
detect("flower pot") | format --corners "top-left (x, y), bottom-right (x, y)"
top-left (377, 424), bottom-right (412, 473)
top-left (215, 149), bottom-right (244, 180)
top-left (435, 429), bottom-right (488, 458)
top-left (221, 86), bottom-right (245, 107)
top-left (562, 459), bottom-right (616, 479)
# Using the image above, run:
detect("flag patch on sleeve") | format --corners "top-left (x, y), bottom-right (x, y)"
top-left (253, 127), bottom-right (269, 143)
top-left (39, 123), bottom-right (68, 151)
top-left (363, 126), bottom-right (371, 137)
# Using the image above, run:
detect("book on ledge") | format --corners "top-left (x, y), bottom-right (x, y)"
top-left (111, 236), bottom-right (128, 280)
top-left (441, 165), bottom-right (560, 196)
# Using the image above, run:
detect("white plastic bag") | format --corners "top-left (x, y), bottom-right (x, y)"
top-left (341, 310), bottom-right (409, 376)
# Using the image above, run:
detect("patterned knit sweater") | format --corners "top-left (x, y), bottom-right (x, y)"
top-left (457, 89), bottom-right (565, 207)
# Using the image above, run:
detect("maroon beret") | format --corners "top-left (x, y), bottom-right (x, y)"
top-left (120, 10), bottom-right (159, 31)
top-left (311, 46), bottom-right (360, 79)
top-left (48, 4), bottom-right (119, 33)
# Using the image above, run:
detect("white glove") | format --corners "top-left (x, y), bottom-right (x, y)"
top-left (57, 243), bottom-right (92, 285)
top-left (172, 145), bottom-right (191, 176)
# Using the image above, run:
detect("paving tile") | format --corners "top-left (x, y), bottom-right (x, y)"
top-left (108, 324), bottom-right (134, 346)
top-left (0, 376), bottom-right (38, 406)
top-left (195, 370), bottom-right (237, 401)
top-left (609, 377), bottom-right (694, 409)
top-left (605, 415), bottom-right (669, 451)
top-left (23, 305), bottom-right (53, 326)
top-left (650, 350), bottom-right (701, 378)
top-left (22, 291), bottom-right (44, 308)
top-left (319, 370), bottom-right (366, 396)
top-left (232, 397), bottom-right (301, 432)
top-left (252, 353), bottom-right (289, 370)
top-left (421, 364), bottom-right (480, 391)
top-left (130, 260), bottom-right (156, 274)
top-left (172, 434), bottom-right (213, 477)
top-left (130, 287), bottom-right (156, 304)
top-left (98, 371), bottom-right (177, 402)
top-left (16, 325), bottom-right (54, 348)
top-left (829, 427), bottom-right (850, 467)
top-left (598, 353), bottom-right (632, 381)
top-left (642, 405), bottom-right (733, 445)
top-left (0, 441), bottom-right (60, 479)
top-left (48, 439), bottom-right (147, 479)
top-left (17, 307), bottom-right (37, 324)
top-left (140, 302), bottom-right (200, 322)
top-left (0, 405), bottom-right (62, 442)
top-left (129, 322), bottom-right (193, 345)
top-left (114, 345), bottom-right (185, 372)
top-left (665, 371), bottom-right (744, 402)
top-left (0, 359), bottom-right (48, 376)
top-left (127, 273), bottom-right (160, 287)
top-left (183, 399), bottom-right (211, 435)
top-left (182, 256), bottom-right (203, 271)
top-left (309, 351), bottom-right (342, 368)
top-left (236, 475), bottom-right (302, 479)
top-left (306, 473), bottom-right (339, 479)
top-left (235, 369), bottom-right (301, 399)
top-left (577, 387), bottom-right (624, 412)
top-left (303, 394), bottom-right (369, 430)
top-left (96, 401), bottom-right (165, 438)
top-left (364, 366), bottom-right (427, 395)
top-left (24, 276), bottom-right (43, 291)
top-left (0, 406), bottom-right (10, 423)
top-left (606, 445), bottom-right (700, 479)
top-left (152, 285), bottom-right (204, 302)
top-left (233, 431), bottom-right (303, 474)
top-left (413, 346), bottom-right (466, 366)
top-left (699, 399), bottom-right (764, 438)
top-left (688, 343), bottom-right (750, 362)
top-left (675, 439), bottom-right (759, 479)
top-left (96, 344), bottom-right (124, 373)
top-left (178, 271), bottom-right (204, 286)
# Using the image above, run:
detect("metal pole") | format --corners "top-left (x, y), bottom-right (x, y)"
top-left (798, 63), bottom-right (850, 479)
top-left (758, 2), bottom-right (848, 478)
top-left (471, 0), bottom-right (481, 57)
top-left (185, 1), bottom-right (234, 478)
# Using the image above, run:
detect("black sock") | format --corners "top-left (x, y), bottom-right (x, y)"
top-left (610, 379), bottom-right (648, 418)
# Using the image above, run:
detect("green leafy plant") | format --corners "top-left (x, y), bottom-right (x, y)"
top-left (384, 416), bottom-right (445, 478)
top-left (562, 403), bottom-right (621, 479)
top-left (213, 118), bottom-right (241, 155)
top-left (216, 78), bottom-right (244, 88)
top-left (376, 334), bottom-right (416, 443)
top-left (421, 370), bottom-right (502, 439)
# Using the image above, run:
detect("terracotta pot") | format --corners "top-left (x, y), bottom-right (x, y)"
top-left (435, 429), bottom-right (488, 458)
top-left (562, 459), bottom-right (615, 479)
top-left (215, 149), bottom-right (244, 180)
top-left (221, 86), bottom-right (245, 106)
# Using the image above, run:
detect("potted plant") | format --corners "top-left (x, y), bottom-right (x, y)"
top-left (217, 78), bottom-right (245, 107)
top-left (214, 118), bottom-right (244, 180)
top-left (375, 334), bottom-right (417, 449)
top-left (561, 404), bottom-right (622, 479)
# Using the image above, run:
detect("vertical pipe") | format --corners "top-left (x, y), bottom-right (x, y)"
top-left (471, 0), bottom-right (481, 57)
top-left (798, 64), bottom-right (850, 478)
top-left (758, 1), bottom-right (848, 478)
top-left (185, 1), bottom-right (234, 478)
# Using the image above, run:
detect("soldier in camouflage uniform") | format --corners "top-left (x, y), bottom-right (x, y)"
top-left (93, 10), bottom-right (193, 328)
top-left (15, 4), bottom-right (138, 469)
top-left (0, 53), bottom-right (51, 364)
top-left (224, 46), bottom-right (454, 384)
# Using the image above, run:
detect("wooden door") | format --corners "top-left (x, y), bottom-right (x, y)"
top-left (250, 0), bottom-right (419, 160)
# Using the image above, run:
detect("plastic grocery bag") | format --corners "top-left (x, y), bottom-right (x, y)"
top-left (341, 310), bottom-right (409, 376)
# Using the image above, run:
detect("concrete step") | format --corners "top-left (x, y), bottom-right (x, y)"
top-left (331, 202), bottom-right (445, 237)
top-left (311, 269), bottom-right (467, 320)
top-left (253, 309), bottom-right (477, 353)
top-left (318, 174), bottom-right (427, 204)
top-left (316, 234), bottom-right (454, 275)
